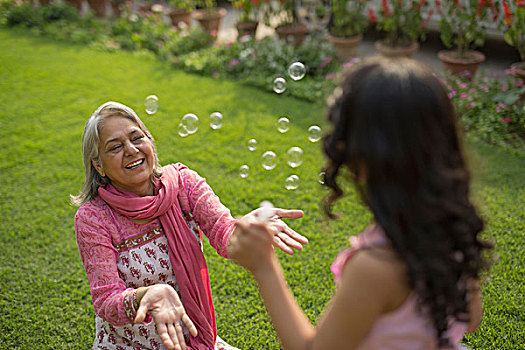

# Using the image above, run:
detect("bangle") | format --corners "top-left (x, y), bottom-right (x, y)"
top-left (133, 290), bottom-right (140, 310)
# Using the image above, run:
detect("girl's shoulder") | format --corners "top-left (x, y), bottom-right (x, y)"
top-left (331, 225), bottom-right (391, 280)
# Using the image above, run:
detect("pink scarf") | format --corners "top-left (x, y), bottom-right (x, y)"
top-left (98, 164), bottom-right (216, 350)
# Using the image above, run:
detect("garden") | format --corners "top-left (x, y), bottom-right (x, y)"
top-left (0, 0), bottom-right (524, 349)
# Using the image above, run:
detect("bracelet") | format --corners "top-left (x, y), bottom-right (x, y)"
top-left (133, 290), bottom-right (140, 311)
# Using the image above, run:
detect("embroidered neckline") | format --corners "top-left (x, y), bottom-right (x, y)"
top-left (115, 226), bottom-right (165, 253)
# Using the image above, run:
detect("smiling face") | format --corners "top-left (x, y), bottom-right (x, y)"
top-left (93, 115), bottom-right (155, 196)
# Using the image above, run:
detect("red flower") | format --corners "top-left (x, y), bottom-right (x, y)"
top-left (368, 8), bottom-right (377, 23)
top-left (503, 1), bottom-right (512, 25)
top-left (476, 0), bottom-right (486, 16)
top-left (517, 0), bottom-right (524, 7)
top-left (422, 9), bottom-right (434, 28)
top-left (434, 0), bottom-right (443, 14)
top-left (382, 0), bottom-right (390, 15)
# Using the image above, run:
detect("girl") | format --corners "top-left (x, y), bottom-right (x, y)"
top-left (228, 57), bottom-right (492, 349)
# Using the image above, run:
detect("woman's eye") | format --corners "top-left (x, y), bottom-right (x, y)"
top-left (110, 145), bottom-right (122, 151)
top-left (132, 136), bottom-right (143, 143)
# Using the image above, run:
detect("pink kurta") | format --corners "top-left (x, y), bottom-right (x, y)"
top-left (75, 164), bottom-right (237, 349)
top-left (331, 226), bottom-right (469, 350)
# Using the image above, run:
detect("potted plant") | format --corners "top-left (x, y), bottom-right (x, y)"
top-left (436, 0), bottom-right (498, 79)
top-left (373, 0), bottom-right (433, 57)
top-left (167, 0), bottom-right (195, 27)
top-left (261, 0), bottom-right (307, 47)
top-left (327, 0), bottom-right (370, 61)
top-left (86, 0), bottom-right (110, 17)
top-left (501, 0), bottom-right (525, 80)
top-left (109, 0), bottom-right (126, 17)
top-left (230, 0), bottom-right (261, 38)
top-left (193, 0), bottom-right (227, 37)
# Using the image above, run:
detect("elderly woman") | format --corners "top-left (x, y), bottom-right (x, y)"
top-left (71, 101), bottom-right (307, 350)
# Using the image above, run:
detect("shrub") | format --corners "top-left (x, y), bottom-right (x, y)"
top-left (446, 70), bottom-right (525, 150)
top-left (5, 2), bottom-right (42, 27)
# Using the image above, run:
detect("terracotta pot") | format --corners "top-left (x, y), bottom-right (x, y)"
top-left (110, 0), bottom-right (122, 16)
top-left (275, 22), bottom-right (308, 48)
top-left (236, 21), bottom-right (258, 39)
top-left (168, 8), bottom-right (192, 27)
top-left (65, 0), bottom-right (83, 12)
top-left (438, 50), bottom-right (485, 80)
top-left (511, 62), bottom-right (525, 102)
top-left (87, 0), bottom-right (107, 17)
top-left (193, 8), bottom-right (227, 36)
top-left (511, 61), bottom-right (525, 80)
top-left (327, 33), bottom-right (362, 62)
top-left (375, 40), bottom-right (419, 58)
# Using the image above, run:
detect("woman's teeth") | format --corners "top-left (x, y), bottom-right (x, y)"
top-left (125, 159), bottom-right (143, 169)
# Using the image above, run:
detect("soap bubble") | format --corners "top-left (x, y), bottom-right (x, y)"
top-left (209, 112), bottom-right (223, 130)
top-left (318, 171), bottom-right (326, 185)
top-left (286, 147), bottom-right (303, 168)
top-left (261, 151), bottom-right (277, 170)
top-left (239, 165), bottom-right (249, 178)
top-left (285, 175), bottom-right (300, 190)
top-left (307, 125), bottom-right (322, 142)
top-left (273, 77), bottom-right (287, 94)
top-left (257, 200), bottom-right (275, 222)
top-left (247, 138), bottom-right (257, 152)
top-left (178, 123), bottom-right (189, 138)
top-left (287, 62), bottom-right (306, 81)
top-left (144, 95), bottom-right (159, 115)
top-left (181, 113), bottom-right (199, 134)
top-left (276, 117), bottom-right (290, 133)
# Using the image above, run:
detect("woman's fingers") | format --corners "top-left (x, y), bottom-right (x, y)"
top-left (181, 314), bottom-right (198, 337)
top-left (167, 323), bottom-right (181, 350)
top-left (175, 321), bottom-right (186, 350)
top-left (276, 231), bottom-right (303, 251)
top-left (158, 323), bottom-right (176, 350)
top-left (273, 234), bottom-right (294, 255)
top-left (273, 208), bottom-right (304, 219)
top-left (282, 225), bottom-right (309, 244)
top-left (134, 304), bottom-right (148, 324)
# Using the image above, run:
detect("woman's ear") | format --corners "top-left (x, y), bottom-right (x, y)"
top-left (92, 158), bottom-right (105, 177)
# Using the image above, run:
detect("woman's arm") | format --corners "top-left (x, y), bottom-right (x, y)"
top-left (230, 221), bottom-right (401, 350)
top-left (179, 165), bottom-right (307, 257)
top-left (76, 205), bottom-right (197, 350)
top-left (74, 206), bottom-right (137, 326)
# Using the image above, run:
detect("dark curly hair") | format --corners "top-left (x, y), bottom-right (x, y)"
top-left (322, 57), bottom-right (492, 346)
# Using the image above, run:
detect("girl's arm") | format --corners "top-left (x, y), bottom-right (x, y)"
top-left (230, 221), bottom-right (405, 350)
top-left (466, 280), bottom-right (482, 333)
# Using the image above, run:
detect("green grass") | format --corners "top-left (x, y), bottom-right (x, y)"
top-left (0, 27), bottom-right (523, 349)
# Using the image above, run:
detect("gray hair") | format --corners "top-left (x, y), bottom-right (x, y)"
top-left (70, 101), bottom-right (163, 206)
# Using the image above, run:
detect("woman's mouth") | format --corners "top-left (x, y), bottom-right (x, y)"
top-left (125, 159), bottom-right (144, 170)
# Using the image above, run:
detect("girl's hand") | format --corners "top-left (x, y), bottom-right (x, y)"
top-left (237, 207), bottom-right (307, 255)
top-left (229, 220), bottom-right (278, 274)
top-left (134, 284), bottom-right (198, 350)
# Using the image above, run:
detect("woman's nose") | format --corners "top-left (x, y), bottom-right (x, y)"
top-left (124, 141), bottom-right (139, 155)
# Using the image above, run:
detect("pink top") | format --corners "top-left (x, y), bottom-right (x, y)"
top-left (331, 226), bottom-right (468, 350)
top-left (74, 165), bottom-right (235, 333)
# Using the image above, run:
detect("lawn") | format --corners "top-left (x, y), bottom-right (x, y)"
top-left (0, 27), bottom-right (523, 349)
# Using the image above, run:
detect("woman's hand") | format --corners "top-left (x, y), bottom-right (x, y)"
top-left (229, 220), bottom-right (278, 274)
top-left (235, 206), bottom-right (307, 255)
top-left (134, 284), bottom-right (198, 350)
